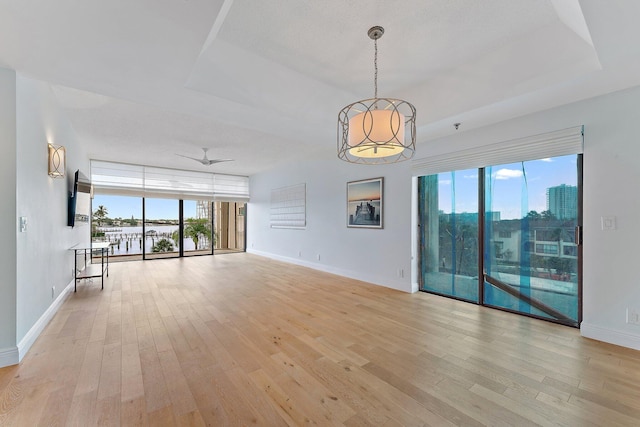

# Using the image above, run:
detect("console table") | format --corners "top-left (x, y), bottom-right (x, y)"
top-left (70, 241), bottom-right (110, 292)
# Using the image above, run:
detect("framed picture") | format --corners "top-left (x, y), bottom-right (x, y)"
top-left (347, 177), bottom-right (383, 228)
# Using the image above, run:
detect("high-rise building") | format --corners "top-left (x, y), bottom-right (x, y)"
top-left (547, 184), bottom-right (577, 220)
top-left (196, 200), bottom-right (211, 220)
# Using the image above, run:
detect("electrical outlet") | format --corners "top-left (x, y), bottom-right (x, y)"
top-left (627, 308), bottom-right (640, 325)
top-left (298, 251), bottom-right (302, 257)
top-left (397, 268), bottom-right (404, 278)
top-left (52, 286), bottom-right (55, 298)
top-left (316, 254), bottom-right (320, 261)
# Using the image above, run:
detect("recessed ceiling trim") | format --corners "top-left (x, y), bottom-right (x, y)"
top-left (187, 0), bottom-right (236, 85)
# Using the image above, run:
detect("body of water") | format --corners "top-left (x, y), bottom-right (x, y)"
top-left (96, 225), bottom-right (208, 255)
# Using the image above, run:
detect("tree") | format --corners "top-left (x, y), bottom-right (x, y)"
top-left (439, 215), bottom-right (478, 277)
top-left (152, 238), bottom-right (174, 253)
top-left (184, 218), bottom-right (212, 250)
top-left (93, 205), bottom-right (108, 226)
top-left (526, 210), bottom-right (542, 220)
top-left (541, 210), bottom-right (555, 220)
top-left (171, 230), bottom-right (180, 250)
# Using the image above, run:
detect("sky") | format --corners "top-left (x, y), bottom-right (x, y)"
top-left (437, 154), bottom-right (578, 219)
top-left (92, 195), bottom-right (197, 220)
top-left (347, 179), bottom-right (382, 202)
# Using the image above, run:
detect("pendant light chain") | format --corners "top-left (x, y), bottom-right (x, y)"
top-left (374, 37), bottom-right (378, 99)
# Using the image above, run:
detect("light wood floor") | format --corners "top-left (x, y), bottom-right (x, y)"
top-left (1, 254), bottom-right (640, 426)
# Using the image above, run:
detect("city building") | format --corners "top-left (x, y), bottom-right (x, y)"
top-left (547, 184), bottom-right (578, 220)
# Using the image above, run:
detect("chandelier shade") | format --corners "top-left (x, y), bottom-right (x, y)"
top-left (338, 98), bottom-right (415, 162)
top-left (338, 26), bottom-right (416, 164)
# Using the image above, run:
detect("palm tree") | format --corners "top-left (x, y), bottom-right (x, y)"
top-left (184, 218), bottom-right (212, 250)
top-left (171, 230), bottom-right (180, 250)
top-left (93, 205), bottom-right (108, 226)
top-left (152, 238), bottom-right (174, 253)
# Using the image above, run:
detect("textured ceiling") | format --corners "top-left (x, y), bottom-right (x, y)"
top-left (1, 0), bottom-right (640, 175)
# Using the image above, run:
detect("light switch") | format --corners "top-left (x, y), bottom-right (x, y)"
top-left (19, 216), bottom-right (27, 232)
top-left (601, 215), bottom-right (616, 231)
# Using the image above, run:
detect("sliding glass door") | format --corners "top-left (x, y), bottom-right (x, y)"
top-left (91, 194), bottom-right (144, 261)
top-left (419, 154), bottom-right (581, 326)
top-left (213, 201), bottom-right (246, 254)
top-left (484, 155), bottom-right (580, 324)
top-left (92, 196), bottom-right (246, 261)
top-left (183, 200), bottom-right (214, 257)
top-left (144, 198), bottom-right (180, 260)
top-left (418, 170), bottom-right (479, 302)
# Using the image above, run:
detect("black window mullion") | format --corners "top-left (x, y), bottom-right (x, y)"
top-left (478, 168), bottom-right (485, 306)
top-left (179, 199), bottom-right (184, 257)
top-left (142, 197), bottom-right (146, 260)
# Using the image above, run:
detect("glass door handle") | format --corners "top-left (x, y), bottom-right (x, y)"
top-left (575, 225), bottom-right (582, 246)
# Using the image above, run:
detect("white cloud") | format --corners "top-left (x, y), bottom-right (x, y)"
top-left (494, 168), bottom-right (523, 180)
top-left (540, 158), bottom-right (553, 162)
top-left (439, 179), bottom-right (452, 185)
top-left (464, 174), bottom-right (478, 179)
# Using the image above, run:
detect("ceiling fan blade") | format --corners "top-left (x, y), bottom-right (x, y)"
top-left (177, 151), bottom-right (233, 166)
top-left (207, 159), bottom-right (234, 164)
top-left (176, 154), bottom-right (203, 162)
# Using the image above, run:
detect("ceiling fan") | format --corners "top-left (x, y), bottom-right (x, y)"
top-left (176, 148), bottom-right (233, 166)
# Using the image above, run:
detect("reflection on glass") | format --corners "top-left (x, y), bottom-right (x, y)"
top-left (484, 155), bottom-right (579, 324)
top-left (144, 198), bottom-right (179, 259)
top-left (419, 170), bottom-right (479, 302)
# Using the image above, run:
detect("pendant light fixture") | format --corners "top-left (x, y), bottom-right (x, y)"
top-left (338, 26), bottom-right (416, 164)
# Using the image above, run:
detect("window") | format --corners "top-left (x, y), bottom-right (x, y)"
top-left (419, 154), bottom-right (582, 326)
top-left (418, 170), bottom-right (479, 302)
top-left (535, 243), bottom-right (559, 255)
top-left (91, 195), bottom-right (244, 261)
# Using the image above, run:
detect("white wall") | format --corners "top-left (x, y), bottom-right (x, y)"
top-left (15, 75), bottom-right (90, 348)
top-left (248, 159), bottom-right (414, 292)
top-left (0, 69), bottom-right (17, 365)
top-left (0, 69), bottom-right (90, 367)
top-left (248, 84), bottom-right (640, 350)
top-left (16, 75), bottom-right (90, 356)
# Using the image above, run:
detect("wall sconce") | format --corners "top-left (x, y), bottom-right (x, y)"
top-left (48, 143), bottom-right (66, 178)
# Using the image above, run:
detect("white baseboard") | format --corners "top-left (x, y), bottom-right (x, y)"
top-left (411, 281), bottom-right (419, 293)
top-left (581, 322), bottom-right (640, 350)
top-left (16, 278), bottom-right (74, 362)
top-left (0, 346), bottom-right (18, 368)
top-left (247, 249), bottom-right (412, 293)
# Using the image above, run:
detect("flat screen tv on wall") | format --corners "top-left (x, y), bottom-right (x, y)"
top-left (68, 169), bottom-right (92, 227)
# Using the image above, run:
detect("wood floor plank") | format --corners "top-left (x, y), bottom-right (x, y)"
top-left (73, 340), bottom-right (105, 396)
top-left (121, 396), bottom-right (148, 426)
top-left (97, 342), bottom-right (122, 400)
top-left (96, 393), bottom-right (121, 426)
top-left (157, 348), bottom-right (199, 417)
top-left (1, 253), bottom-right (639, 426)
top-left (139, 346), bottom-right (172, 414)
